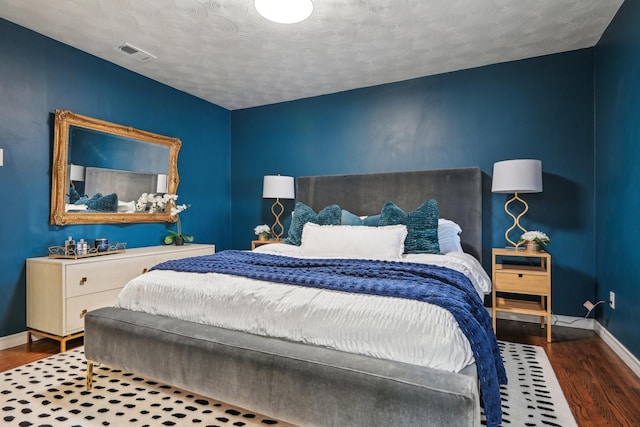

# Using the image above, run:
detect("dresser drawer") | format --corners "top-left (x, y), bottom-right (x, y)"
top-left (65, 260), bottom-right (150, 298)
top-left (494, 270), bottom-right (549, 294)
top-left (66, 288), bottom-right (122, 333)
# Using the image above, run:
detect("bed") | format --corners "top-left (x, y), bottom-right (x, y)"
top-left (84, 167), bottom-right (505, 427)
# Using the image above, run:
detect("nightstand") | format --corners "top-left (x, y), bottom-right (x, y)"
top-left (492, 248), bottom-right (552, 342)
top-left (251, 239), bottom-right (284, 250)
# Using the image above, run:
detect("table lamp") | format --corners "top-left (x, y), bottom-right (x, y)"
top-left (491, 159), bottom-right (543, 249)
top-left (263, 175), bottom-right (295, 240)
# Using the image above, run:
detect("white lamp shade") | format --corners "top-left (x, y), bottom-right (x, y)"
top-left (156, 174), bottom-right (168, 193)
top-left (255, 0), bottom-right (313, 24)
top-left (491, 159), bottom-right (542, 194)
top-left (263, 175), bottom-right (295, 199)
top-left (69, 164), bottom-right (85, 182)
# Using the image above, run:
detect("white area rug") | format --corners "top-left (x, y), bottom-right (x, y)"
top-left (1, 341), bottom-right (577, 426)
top-left (482, 341), bottom-right (578, 427)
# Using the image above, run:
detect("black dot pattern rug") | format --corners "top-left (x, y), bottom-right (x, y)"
top-left (1, 348), bottom-right (290, 426)
top-left (481, 341), bottom-right (578, 427)
top-left (1, 342), bottom-right (576, 427)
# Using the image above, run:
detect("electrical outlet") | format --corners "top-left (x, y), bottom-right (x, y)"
top-left (609, 291), bottom-right (616, 309)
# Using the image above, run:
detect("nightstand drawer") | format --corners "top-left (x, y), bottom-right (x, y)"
top-left (495, 271), bottom-right (549, 294)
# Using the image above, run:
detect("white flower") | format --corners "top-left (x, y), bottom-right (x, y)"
top-left (520, 230), bottom-right (550, 244)
top-left (135, 192), bottom-right (189, 215)
top-left (254, 224), bottom-right (271, 235)
top-left (171, 204), bottom-right (188, 217)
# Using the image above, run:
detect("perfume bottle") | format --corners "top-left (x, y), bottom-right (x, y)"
top-left (77, 238), bottom-right (88, 255)
top-left (65, 236), bottom-right (76, 256)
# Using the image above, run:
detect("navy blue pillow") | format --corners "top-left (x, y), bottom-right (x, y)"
top-left (285, 202), bottom-right (341, 246)
top-left (379, 199), bottom-right (440, 254)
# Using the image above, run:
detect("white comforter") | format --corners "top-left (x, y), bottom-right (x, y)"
top-left (116, 244), bottom-right (491, 373)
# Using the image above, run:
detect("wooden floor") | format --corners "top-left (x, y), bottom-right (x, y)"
top-left (1, 321), bottom-right (639, 426)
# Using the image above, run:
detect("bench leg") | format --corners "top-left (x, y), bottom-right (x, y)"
top-left (86, 360), bottom-right (94, 391)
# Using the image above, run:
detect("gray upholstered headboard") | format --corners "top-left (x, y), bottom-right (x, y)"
top-left (296, 167), bottom-right (482, 261)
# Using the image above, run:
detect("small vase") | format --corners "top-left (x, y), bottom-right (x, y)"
top-left (174, 235), bottom-right (185, 246)
top-left (526, 241), bottom-right (539, 252)
top-left (258, 234), bottom-right (268, 241)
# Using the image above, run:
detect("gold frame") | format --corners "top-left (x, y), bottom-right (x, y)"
top-left (50, 109), bottom-right (181, 225)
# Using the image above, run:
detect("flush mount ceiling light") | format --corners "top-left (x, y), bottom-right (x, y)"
top-left (255, 0), bottom-right (313, 24)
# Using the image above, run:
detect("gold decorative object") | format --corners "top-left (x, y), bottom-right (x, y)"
top-left (48, 242), bottom-right (127, 259)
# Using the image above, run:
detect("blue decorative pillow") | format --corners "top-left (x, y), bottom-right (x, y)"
top-left (379, 199), bottom-right (440, 254)
top-left (285, 202), bottom-right (341, 246)
top-left (86, 193), bottom-right (118, 212)
top-left (341, 209), bottom-right (364, 226)
top-left (363, 214), bottom-right (381, 226)
top-left (341, 210), bottom-right (381, 226)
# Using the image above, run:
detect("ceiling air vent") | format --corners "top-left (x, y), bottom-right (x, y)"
top-left (114, 43), bottom-right (157, 63)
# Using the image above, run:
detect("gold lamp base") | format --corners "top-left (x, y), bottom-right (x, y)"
top-left (503, 192), bottom-right (529, 248)
top-left (270, 198), bottom-right (285, 240)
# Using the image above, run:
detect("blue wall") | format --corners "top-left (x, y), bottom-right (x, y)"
top-left (0, 18), bottom-right (231, 337)
top-left (231, 50), bottom-right (596, 316)
top-left (595, 0), bottom-right (640, 357)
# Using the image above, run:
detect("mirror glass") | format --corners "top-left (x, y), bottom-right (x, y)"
top-left (50, 110), bottom-right (181, 225)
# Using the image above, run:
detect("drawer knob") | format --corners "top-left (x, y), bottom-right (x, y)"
top-left (80, 309), bottom-right (87, 318)
top-left (518, 274), bottom-right (523, 278)
top-left (80, 277), bottom-right (87, 285)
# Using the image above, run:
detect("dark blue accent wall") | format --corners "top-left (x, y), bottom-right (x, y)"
top-left (0, 18), bottom-right (231, 337)
top-left (595, 0), bottom-right (640, 358)
top-left (231, 50), bottom-right (596, 317)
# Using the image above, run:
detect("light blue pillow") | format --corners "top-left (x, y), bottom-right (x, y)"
top-left (438, 219), bottom-right (463, 253)
top-left (379, 199), bottom-right (440, 254)
top-left (285, 202), bottom-right (341, 246)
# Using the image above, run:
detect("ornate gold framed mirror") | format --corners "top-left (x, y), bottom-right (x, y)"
top-left (50, 110), bottom-right (181, 225)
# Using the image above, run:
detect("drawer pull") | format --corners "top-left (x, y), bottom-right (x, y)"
top-left (518, 274), bottom-right (523, 278)
top-left (80, 309), bottom-right (87, 318)
top-left (80, 277), bottom-right (87, 285)
top-left (142, 268), bottom-right (148, 274)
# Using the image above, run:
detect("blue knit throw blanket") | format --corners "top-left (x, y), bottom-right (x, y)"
top-left (152, 250), bottom-right (507, 427)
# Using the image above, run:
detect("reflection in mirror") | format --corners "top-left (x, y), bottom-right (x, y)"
top-left (51, 110), bottom-right (181, 225)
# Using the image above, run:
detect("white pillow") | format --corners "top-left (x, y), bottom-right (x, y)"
top-left (300, 223), bottom-right (408, 260)
top-left (438, 219), bottom-right (463, 253)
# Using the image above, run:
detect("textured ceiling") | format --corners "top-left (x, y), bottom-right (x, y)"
top-left (0, 0), bottom-right (623, 110)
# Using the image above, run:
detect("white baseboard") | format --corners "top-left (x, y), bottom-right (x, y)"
top-left (0, 331), bottom-right (31, 350)
top-left (593, 322), bottom-right (640, 379)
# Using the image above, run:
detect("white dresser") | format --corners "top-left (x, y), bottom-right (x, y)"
top-left (26, 244), bottom-right (215, 351)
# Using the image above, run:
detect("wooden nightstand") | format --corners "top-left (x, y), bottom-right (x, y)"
top-left (251, 239), bottom-right (284, 250)
top-left (492, 248), bottom-right (552, 342)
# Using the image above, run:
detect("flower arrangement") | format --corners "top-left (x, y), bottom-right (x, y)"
top-left (519, 230), bottom-right (550, 245)
top-left (136, 193), bottom-right (193, 245)
top-left (136, 193), bottom-right (176, 213)
top-left (254, 224), bottom-right (272, 241)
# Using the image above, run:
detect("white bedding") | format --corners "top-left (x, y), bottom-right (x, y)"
top-left (116, 245), bottom-right (491, 373)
